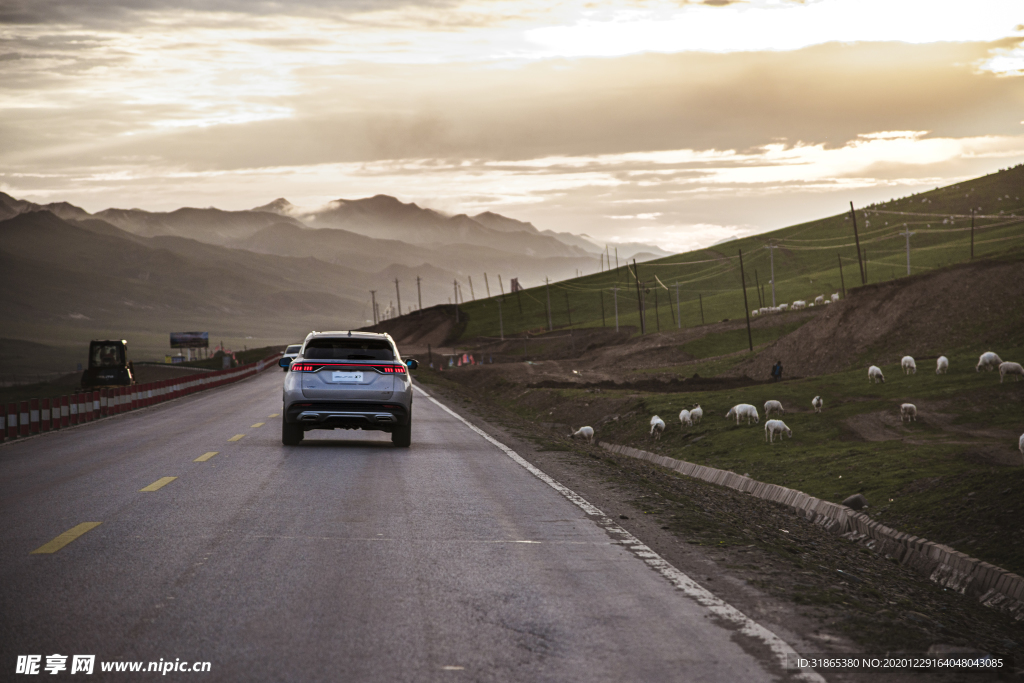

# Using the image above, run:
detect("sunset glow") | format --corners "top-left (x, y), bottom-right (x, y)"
top-left (2, 0), bottom-right (1023, 249)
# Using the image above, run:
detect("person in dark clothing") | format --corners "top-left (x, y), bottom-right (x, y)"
top-left (771, 361), bottom-right (783, 382)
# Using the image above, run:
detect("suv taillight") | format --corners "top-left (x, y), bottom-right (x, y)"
top-left (380, 365), bottom-right (406, 374)
top-left (291, 363), bottom-right (317, 372)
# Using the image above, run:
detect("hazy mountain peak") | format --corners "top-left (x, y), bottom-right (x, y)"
top-left (252, 198), bottom-right (295, 215)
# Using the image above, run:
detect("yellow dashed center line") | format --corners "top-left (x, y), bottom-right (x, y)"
top-left (140, 477), bottom-right (178, 492)
top-left (268, 413), bottom-right (279, 418)
top-left (31, 522), bottom-right (102, 554)
top-left (228, 434), bottom-right (245, 442)
top-left (195, 451), bottom-right (219, 462)
top-left (251, 422), bottom-right (265, 428)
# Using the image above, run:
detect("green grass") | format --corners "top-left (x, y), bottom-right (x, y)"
top-left (485, 343), bottom-right (1024, 576)
top-left (453, 164), bottom-right (1024, 342)
top-left (679, 319), bottom-right (808, 360)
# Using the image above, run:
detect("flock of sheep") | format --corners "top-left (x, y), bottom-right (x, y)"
top-left (751, 292), bottom-right (839, 317)
top-left (569, 351), bottom-right (1024, 459)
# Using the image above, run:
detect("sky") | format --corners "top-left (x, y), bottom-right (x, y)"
top-left (2, 0), bottom-right (1023, 252)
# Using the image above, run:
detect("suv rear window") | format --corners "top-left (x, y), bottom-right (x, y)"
top-left (285, 345), bottom-right (302, 354)
top-left (304, 338), bottom-right (395, 361)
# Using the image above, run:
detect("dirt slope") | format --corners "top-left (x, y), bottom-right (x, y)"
top-left (359, 305), bottom-right (461, 348)
top-left (734, 256), bottom-right (1024, 379)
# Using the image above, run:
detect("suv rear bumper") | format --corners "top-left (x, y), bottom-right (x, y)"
top-left (284, 401), bottom-right (409, 431)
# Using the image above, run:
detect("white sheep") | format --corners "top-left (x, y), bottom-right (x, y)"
top-left (751, 309), bottom-right (759, 317)
top-left (831, 293), bottom-right (840, 303)
top-left (868, 365), bottom-right (885, 384)
top-left (977, 351), bottom-right (1003, 372)
top-left (999, 362), bottom-right (1024, 383)
top-left (570, 426), bottom-right (594, 444)
top-left (792, 300), bottom-right (807, 310)
top-left (678, 409), bottom-right (692, 427)
top-left (814, 295), bottom-right (824, 305)
top-left (901, 356), bottom-right (917, 375)
top-left (900, 403), bottom-right (917, 422)
top-left (764, 419), bottom-right (793, 443)
top-left (778, 303), bottom-right (789, 312)
top-left (689, 405), bottom-right (703, 425)
top-left (812, 396), bottom-right (823, 413)
top-left (936, 356), bottom-right (948, 374)
top-left (725, 404), bottom-right (759, 425)
top-left (764, 399), bottom-right (785, 417)
top-left (650, 415), bottom-right (666, 440)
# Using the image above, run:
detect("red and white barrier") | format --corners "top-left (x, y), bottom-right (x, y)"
top-left (0, 351), bottom-right (282, 442)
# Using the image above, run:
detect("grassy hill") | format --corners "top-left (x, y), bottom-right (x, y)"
top-left (451, 164), bottom-right (1024, 342)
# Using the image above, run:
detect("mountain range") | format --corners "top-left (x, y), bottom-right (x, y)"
top-left (0, 191), bottom-right (667, 364)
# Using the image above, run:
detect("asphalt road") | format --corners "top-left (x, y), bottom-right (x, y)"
top-left (0, 370), bottom-right (811, 682)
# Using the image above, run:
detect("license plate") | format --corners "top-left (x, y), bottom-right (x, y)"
top-left (331, 371), bottom-right (363, 383)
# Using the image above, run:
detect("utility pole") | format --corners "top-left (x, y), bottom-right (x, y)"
top-left (970, 209), bottom-right (975, 259)
top-left (633, 259), bottom-right (645, 334)
top-left (754, 269), bottom-right (763, 308)
top-left (453, 279), bottom-right (459, 323)
top-left (484, 273), bottom-right (490, 298)
top-left (498, 274), bottom-right (505, 295)
top-left (674, 282), bottom-right (681, 329)
top-left (564, 291), bottom-right (572, 327)
top-left (899, 228), bottom-right (915, 275)
top-left (394, 279), bottom-right (402, 318)
top-left (468, 276), bottom-right (475, 300)
top-left (837, 254), bottom-right (846, 299)
top-left (850, 202), bottom-right (866, 285)
top-left (544, 278), bottom-right (553, 331)
top-left (654, 288), bottom-right (660, 332)
top-left (497, 298), bottom-right (504, 340)
top-left (763, 241), bottom-right (776, 306)
top-left (416, 276), bottom-right (422, 310)
top-left (600, 290), bottom-right (606, 326)
top-left (369, 290), bottom-right (378, 325)
top-left (615, 248), bottom-right (619, 272)
top-left (611, 287), bottom-right (620, 332)
top-left (738, 249), bottom-right (753, 352)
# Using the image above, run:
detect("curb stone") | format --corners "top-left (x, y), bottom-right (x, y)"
top-left (598, 441), bottom-right (1024, 620)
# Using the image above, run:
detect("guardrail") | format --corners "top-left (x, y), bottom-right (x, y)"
top-left (0, 352), bottom-right (282, 443)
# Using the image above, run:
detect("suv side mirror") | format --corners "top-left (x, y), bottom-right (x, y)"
top-left (405, 359), bottom-right (419, 370)
top-left (279, 357), bottom-right (292, 369)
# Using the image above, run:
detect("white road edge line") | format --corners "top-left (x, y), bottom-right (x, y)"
top-left (414, 383), bottom-right (824, 683)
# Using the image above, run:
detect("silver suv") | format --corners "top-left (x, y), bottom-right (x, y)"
top-left (279, 331), bottom-right (418, 447)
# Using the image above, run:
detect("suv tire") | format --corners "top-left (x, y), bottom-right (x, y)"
top-left (391, 416), bottom-right (411, 448)
top-left (282, 419), bottom-right (304, 446)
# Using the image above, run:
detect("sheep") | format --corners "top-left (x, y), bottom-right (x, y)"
top-left (764, 399), bottom-right (785, 417)
top-left (650, 415), bottom-right (666, 440)
top-left (868, 365), bottom-right (885, 384)
top-left (689, 404), bottom-right (703, 424)
top-left (812, 396), bottom-right (823, 413)
top-left (901, 356), bottom-right (917, 375)
top-left (831, 292), bottom-right (840, 303)
top-left (778, 303), bottom-right (789, 312)
top-left (764, 419), bottom-right (793, 443)
top-left (976, 351), bottom-right (1003, 372)
top-left (725, 403), bottom-right (759, 425)
top-left (999, 362), bottom-right (1024, 383)
top-left (936, 356), bottom-right (948, 374)
top-left (814, 295), bottom-right (825, 305)
top-left (792, 300), bottom-right (807, 310)
top-left (678, 409), bottom-right (692, 427)
top-left (751, 309), bottom-right (759, 317)
top-left (570, 426), bottom-right (594, 444)
top-left (900, 403), bottom-right (917, 422)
